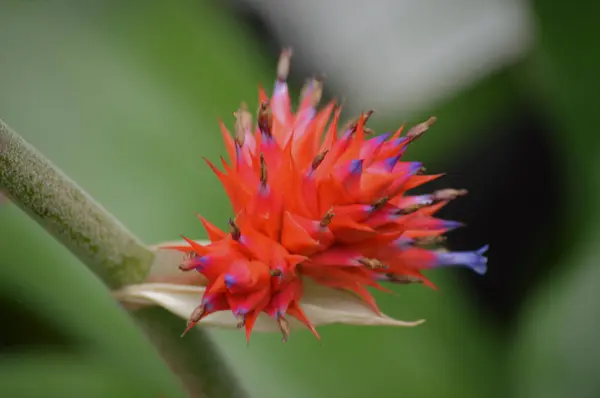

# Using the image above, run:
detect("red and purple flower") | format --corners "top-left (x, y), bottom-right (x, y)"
top-left (122, 49), bottom-right (488, 342)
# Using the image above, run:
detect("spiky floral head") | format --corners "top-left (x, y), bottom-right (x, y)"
top-left (167, 49), bottom-right (488, 341)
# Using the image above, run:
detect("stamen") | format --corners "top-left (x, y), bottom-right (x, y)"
top-left (257, 101), bottom-right (273, 137)
top-left (396, 203), bottom-right (427, 215)
top-left (363, 127), bottom-right (376, 136)
top-left (277, 316), bottom-right (291, 343)
top-left (414, 236), bottom-right (447, 247)
top-left (342, 109), bottom-right (375, 134)
top-left (358, 258), bottom-right (388, 270)
top-left (270, 269), bottom-right (283, 277)
top-left (259, 153), bottom-right (268, 185)
top-left (181, 304), bottom-right (206, 337)
top-left (236, 314), bottom-right (246, 329)
top-left (277, 48), bottom-right (293, 82)
top-left (178, 260), bottom-right (196, 272)
top-left (432, 189), bottom-right (468, 201)
top-left (179, 252), bottom-right (204, 271)
top-left (183, 251), bottom-right (197, 261)
top-left (320, 208), bottom-right (335, 227)
top-left (300, 75), bottom-right (325, 108)
top-left (233, 102), bottom-right (252, 146)
top-left (311, 150), bottom-right (329, 170)
top-left (371, 196), bottom-right (389, 211)
top-left (406, 116), bottom-right (436, 141)
top-left (310, 77), bottom-right (324, 107)
top-left (229, 218), bottom-right (241, 241)
top-left (386, 275), bottom-right (424, 284)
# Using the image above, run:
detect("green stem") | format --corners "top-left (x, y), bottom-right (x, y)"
top-left (0, 118), bottom-right (250, 397)
top-left (0, 118), bottom-right (152, 288)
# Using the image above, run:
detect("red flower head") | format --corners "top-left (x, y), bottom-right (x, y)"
top-left (167, 49), bottom-right (488, 342)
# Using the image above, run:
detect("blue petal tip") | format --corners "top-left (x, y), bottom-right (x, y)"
top-left (348, 159), bottom-right (364, 174)
top-left (391, 137), bottom-right (408, 146)
top-left (374, 132), bottom-right (392, 144)
top-left (224, 274), bottom-right (236, 288)
top-left (383, 154), bottom-right (402, 171)
top-left (442, 220), bottom-right (464, 230)
top-left (409, 162), bottom-right (423, 175)
top-left (435, 245), bottom-right (489, 275)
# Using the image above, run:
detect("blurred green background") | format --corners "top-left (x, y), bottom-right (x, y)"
top-left (1, 1), bottom-right (599, 397)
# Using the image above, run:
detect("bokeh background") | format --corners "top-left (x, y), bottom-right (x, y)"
top-left (1, 1), bottom-right (599, 397)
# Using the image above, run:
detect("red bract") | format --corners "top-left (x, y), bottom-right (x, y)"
top-left (167, 49), bottom-right (488, 342)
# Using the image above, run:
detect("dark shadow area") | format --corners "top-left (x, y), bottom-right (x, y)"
top-left (0, 293), bottom-right (73, 352)
top-left (432, 103), bottom-right (566, 329)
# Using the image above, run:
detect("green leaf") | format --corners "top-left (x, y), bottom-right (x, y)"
top-left (512, 219), bottom-right (600, 398)
top-left (0, 208), bottom-right (187, 398)
top-left (0, 353), bottom-right (150, 398)
top-left (512, 4), bottom-right (600, 395)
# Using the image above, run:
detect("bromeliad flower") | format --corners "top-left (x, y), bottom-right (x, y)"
top-left (116, 49), bottom-right (488, 342)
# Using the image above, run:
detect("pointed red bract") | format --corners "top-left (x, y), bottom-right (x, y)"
top-left (172, 51), bottom-right (488, 341)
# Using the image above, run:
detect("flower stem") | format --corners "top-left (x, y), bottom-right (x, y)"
top-left (0, 118), bottom-right (152, 288)
top-left (0, 118), bottom-right (250, 397)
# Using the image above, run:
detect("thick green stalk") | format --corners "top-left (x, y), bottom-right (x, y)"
top-left (0, 118), bottom-right (250, 398)
top-left (0, 118), bottom-right (152, 288)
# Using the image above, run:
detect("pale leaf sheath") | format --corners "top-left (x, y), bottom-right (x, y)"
top-left (113, 240), bottom-right (426, 333)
